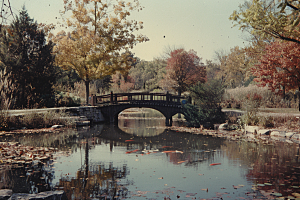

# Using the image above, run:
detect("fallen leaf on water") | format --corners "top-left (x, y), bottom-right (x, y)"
top-left (158, 177), bottom-right (163, 179)
top-left (264, 183), bottom-right (272, 186)
top-left (198, 174), bottom-right (204, 176)
top-left (210, 163), bottom-right (221, 166)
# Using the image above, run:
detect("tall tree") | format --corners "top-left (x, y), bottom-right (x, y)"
top-left (161, 49), bottom-right (206, 95)
top-left (54, 0), bottom-right (149, 105)
top-left (0, 7), bottom-right (56, 108)
top-left (252, 40), bottom-right (300, 109)
top-left (129, 58), bottom-right (166, 91)
top-left (216, 46), bottom-right (253, 88)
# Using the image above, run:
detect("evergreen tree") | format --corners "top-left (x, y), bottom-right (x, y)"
top-left (0, 7), bottom-right (56, 108)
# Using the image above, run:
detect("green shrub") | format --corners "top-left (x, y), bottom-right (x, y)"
top-left (182, 104), bottom-right (225, 128)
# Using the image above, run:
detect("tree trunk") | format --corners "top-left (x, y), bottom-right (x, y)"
top-left (85, 80), bottom-right (90, 105)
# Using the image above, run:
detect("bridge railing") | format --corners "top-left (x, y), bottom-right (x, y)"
top-left (93, 92), bottom-right (187, 106)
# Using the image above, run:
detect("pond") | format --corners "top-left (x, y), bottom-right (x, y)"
top-left (0, 108), bottom-right (300, 199)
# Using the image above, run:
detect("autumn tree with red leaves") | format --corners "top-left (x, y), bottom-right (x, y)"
top-left (253, 41), bottom-right (300, 110)
top-left (161, 49), bottom-right (206, 95)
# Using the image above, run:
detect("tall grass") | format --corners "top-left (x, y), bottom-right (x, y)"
top-left (0, 110), bottom-right (75, 131)
top-left (223, 85), bottom-right (298, 109)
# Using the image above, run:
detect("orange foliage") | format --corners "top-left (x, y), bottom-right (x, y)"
top-left (253, 41), bottom-right (300, 95)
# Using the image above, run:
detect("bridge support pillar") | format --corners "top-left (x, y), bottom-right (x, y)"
top-left (165, 117), bottom-right (172, 126)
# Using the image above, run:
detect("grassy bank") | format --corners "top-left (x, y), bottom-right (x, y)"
top-left (0, 110), bottom-right (75, 131)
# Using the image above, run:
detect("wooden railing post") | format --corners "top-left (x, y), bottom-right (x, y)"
top-left (166, 92), bottom-right (169, 104)
top-left (114, 94), bottom-right (117, 103)
top-left (110, 91), bottom-right (113, 104)
top-left (150, 94), bottom-right (153, 101)
top-left (91, 95), bottom-right (96, 106)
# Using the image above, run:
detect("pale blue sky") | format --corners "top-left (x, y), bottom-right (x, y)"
top-left (8, 0), bottom-right (250, 61)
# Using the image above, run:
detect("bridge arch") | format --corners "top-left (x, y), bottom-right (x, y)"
top-left (100, 103), bottom-right (183, 126)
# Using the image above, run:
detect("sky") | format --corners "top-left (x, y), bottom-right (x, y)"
top-left (7, 0), bottom-right (251, 62)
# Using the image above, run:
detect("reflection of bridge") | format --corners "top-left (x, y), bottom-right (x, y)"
top-left (91, 92), bottom-right (189, 126)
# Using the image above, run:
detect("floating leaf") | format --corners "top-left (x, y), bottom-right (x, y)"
top-left (257, 184), bottom-right (265, 187)
top-left (271, 193), bottom-right (282, 197)
top-left (210, 163), bottom-right (221, 166)
top-left (264, 183), bottom-right (272, 186)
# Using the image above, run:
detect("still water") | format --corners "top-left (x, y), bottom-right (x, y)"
top-left (1, 108), bottom-right (300, 199)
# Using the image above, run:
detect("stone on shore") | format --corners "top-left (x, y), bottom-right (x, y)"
top-left (285, 132), bottom-right (296, 138)
top-left (8, 190), bottom-right (67, 200)
top-left (291, 133), bottom-right (300, 140)
top-left (258, 129), bottom-right (271, 135)
top-left (244, 126), bottom-right (259, 134)
top-left (0, 189), bottom-right (12, 200)
top-left (270, 131), bottom-right (280, 137)
top-left (218, 123), bottom-right (228, 130)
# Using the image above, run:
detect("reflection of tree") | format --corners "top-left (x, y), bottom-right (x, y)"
top-left (0, 160), bottom-right (54, 193)
top-left (57, 137), bottom-right (130, 200)
top-left (222, 141), bottom-right (300, 196)
top-left (58, 163), bottom-right (129, 200)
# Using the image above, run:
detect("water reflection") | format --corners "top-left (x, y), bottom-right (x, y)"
top-left (57, 162), bottom-right (129, 200)
top-left (1, 108), bottom-right (300, 199)
top-left (0, 160), bottom-right (54, 193)
top-left (222, 140), bottom-right (300, 198)
top-left (118, 108), bottom-right (182, 137)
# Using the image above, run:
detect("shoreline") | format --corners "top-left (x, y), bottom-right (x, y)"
top-left (167, 125), bottom-right (300, 145)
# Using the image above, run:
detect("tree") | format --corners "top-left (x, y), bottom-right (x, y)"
top-left (215, 46), bottom-right (253, 88)
top-left (252, 40), bottom-right (300, 109)
top-left (161, 49), bottom-right (206, 95)
top-left (54, 0), bottom-right (149, 105)
top-left (111, 71), bottom-right (134, 93)
top-left (0, 7), bottom-right (56, 108)
top-left (129, 58), bottom-right (166, 91)
top-left (229, 0), bottom-right (300, 44)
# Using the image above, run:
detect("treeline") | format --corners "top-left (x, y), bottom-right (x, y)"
top-left (2, 0), bottom-right (300, 128)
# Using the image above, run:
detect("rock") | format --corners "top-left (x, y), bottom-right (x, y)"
top-left (0, 189), bottom-right (12, 200)
top-left (218, 123), bottom-right (228, 130)
top-left (51, 125), bottom-right (64, 129)
top-left (270, 131), bottom-right (280, 137)
top-left (285, 132), bottom-right (296, 138)
top-left (8, 190), bottom-right (67, 200)
top-left (244, 126), bottom-right (259, 134)
top-left (258, 129), bottom-right (271, 135)
top-left (291, 133), bottom-right (300, 140)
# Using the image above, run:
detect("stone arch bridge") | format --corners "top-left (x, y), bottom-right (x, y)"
top-left (91, 92), bottom-right (189, 126)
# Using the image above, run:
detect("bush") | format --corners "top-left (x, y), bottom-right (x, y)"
top-left (223, 85), bottom-right (298, 109)
top-left (182, 104), bottom-right (225, 128)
